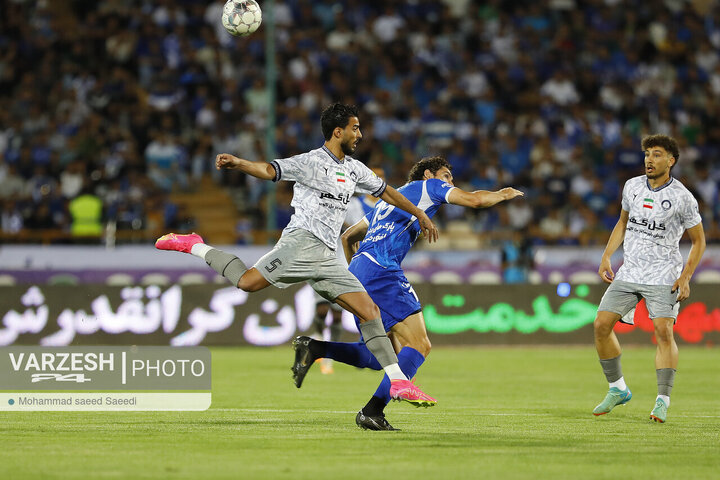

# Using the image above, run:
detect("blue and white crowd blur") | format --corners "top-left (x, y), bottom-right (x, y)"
top-left (1, 0), bottom-right (719, 246)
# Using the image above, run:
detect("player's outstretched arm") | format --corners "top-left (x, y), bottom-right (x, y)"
top-left (673, 222), bottom-right (706, 301)
top-left (380, 186), bottom-right (439, 243)
top-left (598, 208), bottom-right (629, 284)
top-left (341, 219), bottom-right (369, 264)
top-left (448, 187), bottom-right (524, 208)
top-left (215, 153), bottom-right (275, 180)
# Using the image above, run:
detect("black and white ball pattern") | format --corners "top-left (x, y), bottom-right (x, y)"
top-left (222, 0), bottom-right (262, 37)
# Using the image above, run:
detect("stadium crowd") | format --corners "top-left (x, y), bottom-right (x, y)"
top-left (1, 0), bottom-right (719, 245)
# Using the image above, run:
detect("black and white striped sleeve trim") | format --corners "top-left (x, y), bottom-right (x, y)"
top-left (270, 161), bottom-right (281, 182)
top-left (372, 181), bottom-right (387, 198)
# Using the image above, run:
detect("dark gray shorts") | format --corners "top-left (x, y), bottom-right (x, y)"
top-left (598, 280), bottom-right (680, 322)
top-left (254, 229), bottom-right (365, 302)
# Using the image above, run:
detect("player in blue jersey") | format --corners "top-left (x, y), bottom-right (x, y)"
top-left (291, 156), bottom-right (524, 430)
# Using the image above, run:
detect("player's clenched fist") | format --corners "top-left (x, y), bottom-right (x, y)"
top-left (216, 153), bottom-right (240, 170)
top-left (598, 256), bottom-right (614, 284)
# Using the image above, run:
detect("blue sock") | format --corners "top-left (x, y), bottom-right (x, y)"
top-left (374, 347), bottom-right (426, 405)
top-left (324, 342), bottom-right (382, 370)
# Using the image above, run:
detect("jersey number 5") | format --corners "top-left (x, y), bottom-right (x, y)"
top-left (265, 258), bottom-right (282, 272)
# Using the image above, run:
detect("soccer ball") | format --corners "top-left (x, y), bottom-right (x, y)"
top-left (222, 0), bottom-right (262, 37)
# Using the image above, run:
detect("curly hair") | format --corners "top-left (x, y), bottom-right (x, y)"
top-left (642, 134), bottom-right (680, 168)
top-left (408, 156), bottom-right (452, 182)
top-left (320, 103), bottom-right (359, 140)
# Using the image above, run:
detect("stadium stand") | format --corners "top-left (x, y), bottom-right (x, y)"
top-left (1, 0), bottom-right (719, 249)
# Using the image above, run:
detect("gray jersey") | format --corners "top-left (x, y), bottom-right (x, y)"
top-left (271, 146), bottom-right (386, 250)
top-left (615, 175), bottom-right (701, 285)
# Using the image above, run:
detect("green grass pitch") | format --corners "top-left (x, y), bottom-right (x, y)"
top-left (2, 346), bottom-right (719, 479)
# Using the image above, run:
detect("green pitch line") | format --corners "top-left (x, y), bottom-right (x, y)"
top-left (1, 346), bottom-right (719, 480)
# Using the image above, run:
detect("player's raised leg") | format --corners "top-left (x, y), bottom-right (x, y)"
top-left (593, 310), bottom-right (632, 415)
top-left (155, 233), bottom-right (270, 292)
top-left (650, 317), bottom-right (677, 423)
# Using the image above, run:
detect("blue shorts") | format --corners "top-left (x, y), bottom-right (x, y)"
top-left (348, 254), bottom-right (422, 333)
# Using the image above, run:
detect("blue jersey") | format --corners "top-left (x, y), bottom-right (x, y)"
top-left (360, 196), bottom-right (376, 216)
top-left (355, 179), bottom-right (455, 270)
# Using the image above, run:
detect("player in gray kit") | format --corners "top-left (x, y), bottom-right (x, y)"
top-left (156, 103), bottom-right (439, 406)
top-left (592, 134), bottom-right (706, 423)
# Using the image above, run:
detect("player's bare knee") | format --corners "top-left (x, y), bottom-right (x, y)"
top-left (364, 302), bottom-right (380, 322)
top-left (593, 317), bottom-right (613, 338)
top-left (419, 337), bottom-right (432, 357)
top-left (654, 325), bottom-right (674, 345)
top-left (237, 275), bottom-right (260, 292)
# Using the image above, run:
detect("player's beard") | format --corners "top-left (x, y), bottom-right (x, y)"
top-left (341, 138), bottom-right (358, 155)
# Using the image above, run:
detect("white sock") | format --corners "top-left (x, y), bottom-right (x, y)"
top-left (657, 395), bottom-right (670, 407)
top-left (384, 363), bottom-right (406, 381)
top-left (609, 377), bottom-right (627, 390)
top-left (190, 243), bottom-right (213, 260)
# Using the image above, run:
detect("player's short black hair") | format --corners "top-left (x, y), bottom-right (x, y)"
top-left (320, 103), bottom-right (359, 140)
top-left (642, 134), bottom-right (680, 166)
top-left (408, 156), bottom-right (452, 182)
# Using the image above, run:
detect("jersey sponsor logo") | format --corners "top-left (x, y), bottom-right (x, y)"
top-left (319, 191), bottom-right (351, 204)
top-left (629, 216), bottom-right (666, 231)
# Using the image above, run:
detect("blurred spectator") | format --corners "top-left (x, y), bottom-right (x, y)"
top-left (68, 185), bottom-right (103, 237)
top-left (60, 161), bottom-right (85, 199)
top-left (1, 200), bottom-right (24, 234)
top-left (144, 132), bottom-right (188, 192)
top-left (0, 164), bottom-right (26, 200)
top-left (501, 228), bottom-right (533, 283)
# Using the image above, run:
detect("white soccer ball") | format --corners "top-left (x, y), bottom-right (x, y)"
top-left (222, 0), bottom-right (262, 37)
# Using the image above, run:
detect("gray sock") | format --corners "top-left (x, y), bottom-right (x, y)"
top-left (359, 318), bottom-right (398, 368)
top-left (205, 249), bottom-right (248, 287)
top-left (329, 320), bottom-right (342, 342)
top-left (312, 313), bottom-right (326, 337)
top-left (657, 368), bottom-right (676, 397)
top-left (599, 354), bottom-right (623, 383)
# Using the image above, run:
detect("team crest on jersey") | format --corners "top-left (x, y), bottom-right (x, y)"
top-left (661, 200), bottom-right (672, 210)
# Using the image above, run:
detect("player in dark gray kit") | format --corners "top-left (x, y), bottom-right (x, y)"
top-left (156, 103), bottom-right (439, 405)
top-left (592, 134), bottom-right (706, 423)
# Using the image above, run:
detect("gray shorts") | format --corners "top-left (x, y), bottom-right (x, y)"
top-left (598, 280), bottom-right (680, 322)
top-left (254, 229), bottom-right (365, 302)
top-left (314, 291), bottom-right (342, 311)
